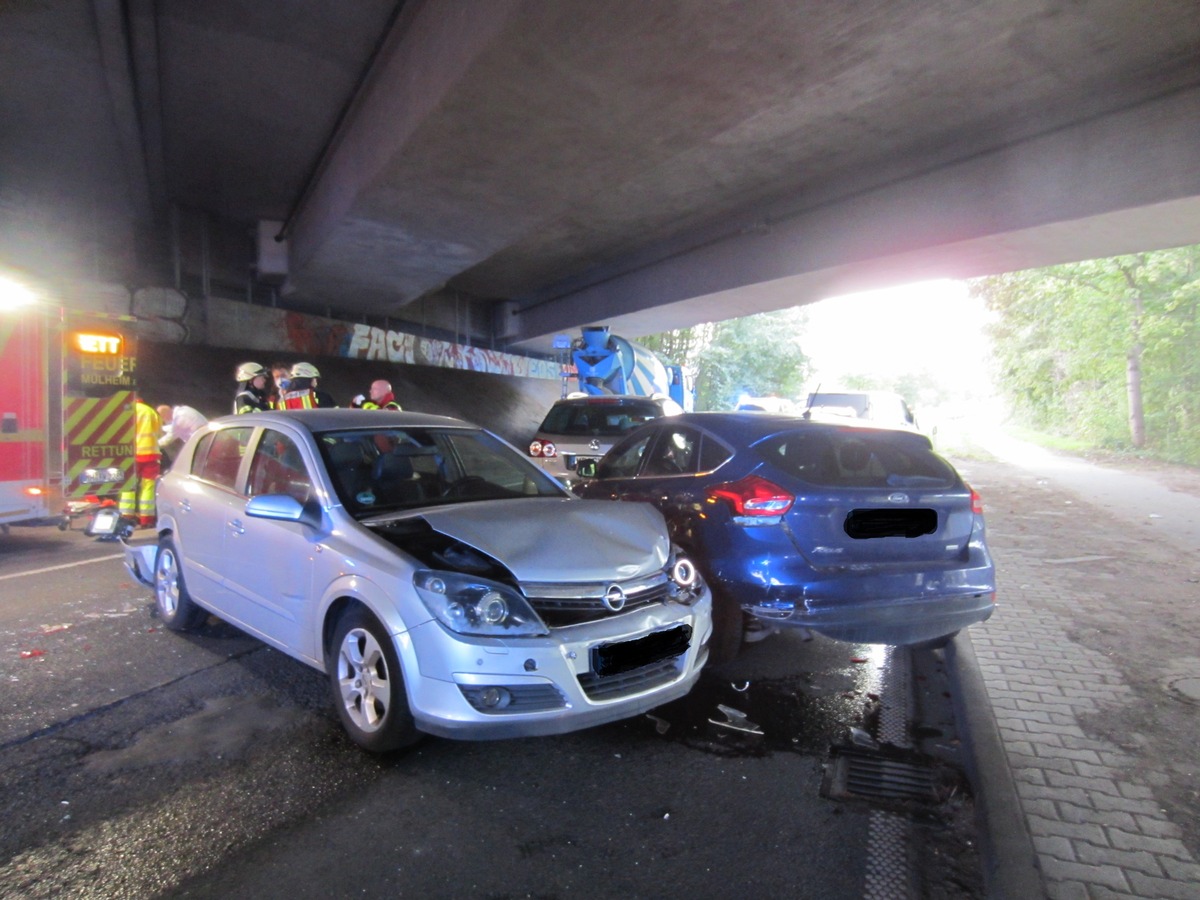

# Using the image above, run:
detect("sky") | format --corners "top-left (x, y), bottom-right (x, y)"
top-left (799, 279), bottom-right (996, 402)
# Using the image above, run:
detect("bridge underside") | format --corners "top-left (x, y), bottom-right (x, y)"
top-left (2, 1), bottom-right (1199, 353)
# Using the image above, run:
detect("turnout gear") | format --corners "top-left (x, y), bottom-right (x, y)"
top-left (234, 361), bottom-right (272, 414)
top-left (280, 362), bottom-right (335, 408)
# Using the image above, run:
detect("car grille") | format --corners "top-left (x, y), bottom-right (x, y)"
top-left (521, 572), bottom-right (671, 626)
top-left (577, 657), bottom-right (681, 700)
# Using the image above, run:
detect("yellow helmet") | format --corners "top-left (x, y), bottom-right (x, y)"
top-left (235, 362), bottom-right (266, 382)
top-left (290, 361), bottom-right (320, 379)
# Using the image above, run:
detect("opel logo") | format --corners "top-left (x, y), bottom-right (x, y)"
top-left (589, 439), bottom-right (601, 451)
top-left (888, 492), bottom-right (910, 504)
top-left (602, 583), bottom-right (627, 612)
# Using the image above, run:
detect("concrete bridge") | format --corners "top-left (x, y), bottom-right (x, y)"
top-left (2, 0), bottom-right (1199, 357)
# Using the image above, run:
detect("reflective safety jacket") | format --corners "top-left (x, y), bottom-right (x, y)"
top-left (134, 401), bottom-right (162, 459)
top-left (280, 389), bottom-right (318, 410)
top-left (362, 391), bottom-right (401, 411)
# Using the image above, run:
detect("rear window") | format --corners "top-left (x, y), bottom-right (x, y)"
top-left (755, 429), bottom-right (956, 489)
top-left (806, 392), bottom-right (870, 417)
top-left (538, 399), bottom-right (664, 436)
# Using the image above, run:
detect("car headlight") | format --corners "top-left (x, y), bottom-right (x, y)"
top-left (413, 570), bottom-right (548, 637)
top-left (666, 549), bottom-right (704, 605)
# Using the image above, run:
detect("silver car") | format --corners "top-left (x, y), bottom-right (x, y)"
top-left (528, 394), bottom-right (682, 487)
top-left (125, 409), bottom-right (711, 752)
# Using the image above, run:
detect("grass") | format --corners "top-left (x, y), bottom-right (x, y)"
top-left (1002, 425), bottom-right (1092, 454)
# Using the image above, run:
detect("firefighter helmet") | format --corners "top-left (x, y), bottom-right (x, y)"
top-left (290, 362), bottom-right (320, 379)
top-left (235, 362), bottom-right (267, 382)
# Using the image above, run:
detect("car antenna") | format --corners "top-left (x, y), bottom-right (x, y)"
top-left (802, 382), bottom-right (820, 419)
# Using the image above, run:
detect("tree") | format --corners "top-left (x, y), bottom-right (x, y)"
top-left (973, 246), bottom-right (1200, 461)
top-left (637, 308), bottom-right (813, 410)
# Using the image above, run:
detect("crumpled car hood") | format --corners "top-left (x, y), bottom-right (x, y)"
top-left (409, 498), bottom-right (670, 582)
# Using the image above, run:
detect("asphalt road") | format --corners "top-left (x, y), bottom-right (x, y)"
top-left (0, 525), bottom-right (977, 898)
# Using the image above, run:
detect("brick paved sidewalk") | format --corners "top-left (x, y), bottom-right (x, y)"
top-left (961, 459), bottom-right (1200, 899)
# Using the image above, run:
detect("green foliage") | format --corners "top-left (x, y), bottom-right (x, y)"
top-left (637, 309), bottom-right (812, 410)
top-left (973, 246), bottom-right (1200, 463)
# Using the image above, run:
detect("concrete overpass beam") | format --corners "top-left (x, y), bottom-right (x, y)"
top-left (513, 84), bottom-right (1200, 344)
top-left (284, 0), bottom-right (520, 306)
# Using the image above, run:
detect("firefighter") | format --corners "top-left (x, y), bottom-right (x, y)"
top-left (353, 379), bottom-right (402, 410)
top-left (119, 398), bottom-right (161, 528)
top-left (233, 362), bottom-right (272, 414)
top-left (279, 362), bottom-right (336, 409)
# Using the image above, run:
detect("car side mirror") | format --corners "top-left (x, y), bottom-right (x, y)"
top-left (245, 493), bottom-right (322, 529)
top-left (574, 458), bottom-right (598, 479)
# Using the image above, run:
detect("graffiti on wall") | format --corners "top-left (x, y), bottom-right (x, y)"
top-left (341, 322), bottom-right (558, 379)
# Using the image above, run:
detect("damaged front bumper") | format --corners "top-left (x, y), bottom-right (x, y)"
top-left (123, 538), bottom-right (158, 589)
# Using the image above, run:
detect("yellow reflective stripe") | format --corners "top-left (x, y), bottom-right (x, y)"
top-left (97, 405), bottom-right (135, 448)
top-left (68, 395), bottom-right (130, 446)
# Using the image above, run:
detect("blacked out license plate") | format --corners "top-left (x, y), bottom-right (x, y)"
top-left (591, 625), bottom-right (692, 677)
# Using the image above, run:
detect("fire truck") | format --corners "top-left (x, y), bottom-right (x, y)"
top-left (0, 300), bottom-right (138, 531)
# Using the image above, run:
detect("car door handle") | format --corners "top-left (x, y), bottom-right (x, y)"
top-left (228, 518), bottom-right (245, 535)
top-left (178, 499), bottom-right (191, 513)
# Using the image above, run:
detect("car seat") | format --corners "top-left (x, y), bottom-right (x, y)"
top-left (326, 441), bottom-right (370, 499)
top-left (371, 450), bottom-right (426, 506)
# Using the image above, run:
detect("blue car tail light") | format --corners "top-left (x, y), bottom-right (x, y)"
top-left (706, 474), bottom-right (794, 517)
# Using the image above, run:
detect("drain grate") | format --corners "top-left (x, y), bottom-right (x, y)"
top-left (822, 745), bottom-right (939, 809)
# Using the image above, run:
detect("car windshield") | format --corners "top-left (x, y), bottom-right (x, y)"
top-left (755, 428), bottom-right (956, 488)
top-left (317, 426), bottom-right (567, 518)
top-left (538, 399), bottom-right (663, 436)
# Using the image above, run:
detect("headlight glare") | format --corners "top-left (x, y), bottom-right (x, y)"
top-left (671, 558), bottom-right (697, 587)
top-left (667, 550), bottom-right (704, 604)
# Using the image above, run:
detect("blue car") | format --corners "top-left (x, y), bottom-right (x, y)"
top-left (574, 412), bottom-right (994, 662)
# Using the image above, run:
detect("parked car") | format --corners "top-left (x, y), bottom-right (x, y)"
top-left (528, 393), bottom-right (682, 486)
top-left (124, 409), bottom-right (712, 752)
top-left (802, 390), bottom-right (920, 432)
top-left (574, 412), bottom-right (994, 662)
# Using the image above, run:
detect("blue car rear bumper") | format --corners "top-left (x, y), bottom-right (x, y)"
top-left (716, 556), bottom-right (996, 646)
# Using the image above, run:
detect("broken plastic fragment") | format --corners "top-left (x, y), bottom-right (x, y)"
top-left (646, 714), bottom-right (671, 735)
top-left (708, 703), bottom-right (764, 736)
top-left (19, 649), bottom-right (46, 659)
top-left (849, 726), bottom-right (878, 750)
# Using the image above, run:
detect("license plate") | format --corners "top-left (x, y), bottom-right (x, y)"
top-left (591, 625), bottom-right (691, 677)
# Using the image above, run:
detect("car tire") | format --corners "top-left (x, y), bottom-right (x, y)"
top-left (326, 607), bottom-right (420, 753)
top-left (154, 537), bottom-right (206, 632)
top-left (706, 581), bottom-right (745, 666)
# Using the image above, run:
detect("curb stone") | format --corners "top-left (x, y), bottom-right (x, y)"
top-left (946, 630), bottom-right (1045, 898)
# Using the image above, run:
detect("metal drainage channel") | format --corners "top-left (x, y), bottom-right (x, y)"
top-left (864, 647), bottom-right (917, 900)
